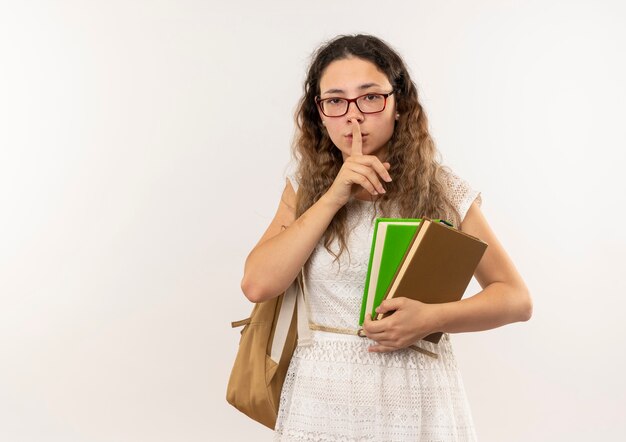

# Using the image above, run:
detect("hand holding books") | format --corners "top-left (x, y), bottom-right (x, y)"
top-left (362, 296), bottom-right (444, 353)
top-left (360, 217), bottom-right (488, 344)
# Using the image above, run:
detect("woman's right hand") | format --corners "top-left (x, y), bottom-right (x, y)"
top-left (324, 119), bottom-right (393, 208)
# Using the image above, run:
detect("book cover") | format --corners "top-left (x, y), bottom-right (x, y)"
top-left (359, 218), bottom-right (423, 326)
top-left (374, 217), bottom-right (488, 343)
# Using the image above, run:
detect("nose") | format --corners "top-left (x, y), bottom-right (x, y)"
top-left (345, 100), bottom-right (364, 122)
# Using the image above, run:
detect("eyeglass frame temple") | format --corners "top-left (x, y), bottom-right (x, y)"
top-left (314, 90), bottom-right (395, 117)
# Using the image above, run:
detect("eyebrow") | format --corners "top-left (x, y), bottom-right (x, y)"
top-left (321, 83), bottom-right (383, 95)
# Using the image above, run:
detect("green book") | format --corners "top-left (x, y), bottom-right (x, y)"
top-left (359, 218), bottom-right (453, 326)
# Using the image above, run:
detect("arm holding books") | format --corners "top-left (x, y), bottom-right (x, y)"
top-left (362, 201), bottom-right (533, 353)
top-left (434, 200), bottom-right (533, 332)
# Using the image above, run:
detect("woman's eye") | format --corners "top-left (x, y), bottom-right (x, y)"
top-left (328, 98), bottom-right (343, 105)
top-left (365, 94), bottom-right (381, 101)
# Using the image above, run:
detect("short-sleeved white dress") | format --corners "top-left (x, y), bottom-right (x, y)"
top-left (274, 168), bottom-right (482, 442)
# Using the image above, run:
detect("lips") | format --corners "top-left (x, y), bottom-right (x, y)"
top-left (346, 133), bottom-right (368, 138)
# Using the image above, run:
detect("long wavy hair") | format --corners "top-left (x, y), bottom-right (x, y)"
top-left (290, 34), bottom-right (461, 266)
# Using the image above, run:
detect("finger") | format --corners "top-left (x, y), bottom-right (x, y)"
top-left (368, 344), bottom-right (398, 353)
top-left (373, 336), bottom-right (399, 346)
top-left (363, 314), bottom-right (385, 335)
top-left (378, 297), bottom-right (405, 313)
top-left (346, 162), bottom-right (387, 195)
top-left (350, 119), bottom-right (363, 157)
top-left (368, 157), bottom-right (392, 183)
top-left (348, 155), bottom-right (392, 184)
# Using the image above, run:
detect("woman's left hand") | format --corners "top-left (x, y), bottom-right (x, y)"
top-left (362, 297), bottom-right (442, 352)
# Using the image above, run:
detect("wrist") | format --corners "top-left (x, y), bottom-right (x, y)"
top-left (319, 193), bottom-right (343, 212)
top-left (431, 302), bottom-right (451, 334)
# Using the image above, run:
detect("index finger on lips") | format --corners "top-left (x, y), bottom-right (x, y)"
top-left (350, 119), bottom-right (363, 156)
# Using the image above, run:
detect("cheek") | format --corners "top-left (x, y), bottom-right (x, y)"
top-left (376, 117), bottom-right (396, 140)
top-left (325, 123), bottom-right (344, 142)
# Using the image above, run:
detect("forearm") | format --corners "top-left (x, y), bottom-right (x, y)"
top-left (241, 195), bottom-right (341, 303)
top-left (435, 282), bottom-right (533, 334)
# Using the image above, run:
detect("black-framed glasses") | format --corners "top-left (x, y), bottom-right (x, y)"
top-left (315, 90), bottom-right (395, 117)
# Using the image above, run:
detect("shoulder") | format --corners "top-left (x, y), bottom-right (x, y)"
top-left (283, 160), bottom-right (300, 193)
top-left (438, 166), bottom-right (482, 225)
top-left (249, 177), bottom-right (297, 251)
top-left (285, 173), bottom-right (299, 193)
top-left (439, 166), bottom-right (473, 195)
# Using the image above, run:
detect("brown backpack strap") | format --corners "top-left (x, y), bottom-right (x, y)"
top-left (231, 318), bottom-right (251, 328)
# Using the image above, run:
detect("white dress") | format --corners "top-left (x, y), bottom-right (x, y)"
top-left (274, 168), bottom-right (482, 442)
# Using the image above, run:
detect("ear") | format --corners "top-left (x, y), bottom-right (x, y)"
top-left (316, 108), bottom-right (326, 127)
top-left (320, 111), bottom-right (327, 125)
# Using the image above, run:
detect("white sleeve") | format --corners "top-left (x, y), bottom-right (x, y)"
top-left (285, 173), bottom-right (299, 193)
top-left (441, 167), bottom-right (482, 225)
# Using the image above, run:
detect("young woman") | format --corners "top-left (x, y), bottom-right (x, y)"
top-left (241, 34), bottom-right (532, 441)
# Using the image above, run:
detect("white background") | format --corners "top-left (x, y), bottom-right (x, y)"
top-left (1, 1), bottom-right (625, 441)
